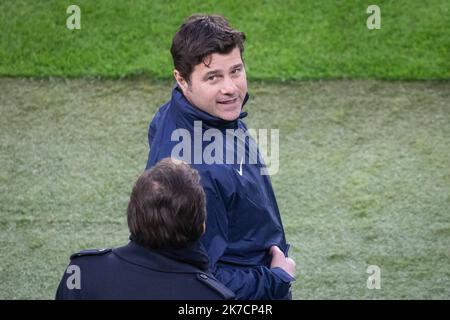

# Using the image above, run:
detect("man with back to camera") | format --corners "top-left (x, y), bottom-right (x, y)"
top-left (56, 158), bottom-right (235, 300)
top-left (145, 14), bottom-right (296, 300)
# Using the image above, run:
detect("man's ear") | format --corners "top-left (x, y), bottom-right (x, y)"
top-left (173, 70), bottom-right (189, 92)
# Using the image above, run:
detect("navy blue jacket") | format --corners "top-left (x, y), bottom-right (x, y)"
top-left (145, 87), bottom-right (294, 300)
top-left (55, 241), bottom-right (235, 300)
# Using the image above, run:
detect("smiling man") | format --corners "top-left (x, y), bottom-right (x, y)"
top-left (145, 14), bottom-right (296, 300)
top-left (173, 46), bottom-right (247, 121)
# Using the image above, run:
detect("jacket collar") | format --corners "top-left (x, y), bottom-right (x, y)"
top-left (170, 85), bottom-right (249, 130)
top-left (113, 240), bottom-right (210, 274)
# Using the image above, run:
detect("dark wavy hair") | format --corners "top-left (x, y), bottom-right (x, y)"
top-left (127, 158), bottom-right (206, 249)
top-left (171, 14), bottom-right (246, 83)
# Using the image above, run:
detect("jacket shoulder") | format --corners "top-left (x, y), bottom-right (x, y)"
top-left (70, 248), bottom-right (112, 260)
top-left (196, 273), bottom-right (235, 300)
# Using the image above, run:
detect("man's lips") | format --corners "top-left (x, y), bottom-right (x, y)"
top-left (217, 97), bottom-right (238, 104)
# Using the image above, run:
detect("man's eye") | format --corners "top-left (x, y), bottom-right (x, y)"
top-left (207, 76), bottom-right (216, 81)
top-left (231, 68), bottom-right (241, 74)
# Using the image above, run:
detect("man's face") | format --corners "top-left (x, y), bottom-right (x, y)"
top-left (175, 47), bottom-right (248, 121)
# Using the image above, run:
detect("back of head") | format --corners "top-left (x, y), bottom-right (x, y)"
top-left (127, 158), bottom-right (206, 249)
top-left (171, 14), bottom-right (246, 82)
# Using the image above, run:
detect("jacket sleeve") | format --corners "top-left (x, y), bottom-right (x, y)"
top-left (213, 264), bottom-right (294, 300)
top-left (201, 186), bottom-right (294, 300)
top-left (145, 119), bottom-right (159, 170)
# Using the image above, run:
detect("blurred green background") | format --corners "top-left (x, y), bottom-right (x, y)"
top-left (0, 0), bottom-right (449, 79)
top-left (0, 0), bottom-right (449, 299)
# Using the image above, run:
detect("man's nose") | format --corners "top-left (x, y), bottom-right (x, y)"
top-left (220, 76), bottom-right (238, 95)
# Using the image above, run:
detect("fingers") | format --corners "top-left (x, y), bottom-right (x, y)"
top-left (269, 245), bottom-right (283, 256)
top-left (269, 246), bottom-right (297, 277)
top-left (287, 257), bottom-right (296, 267)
